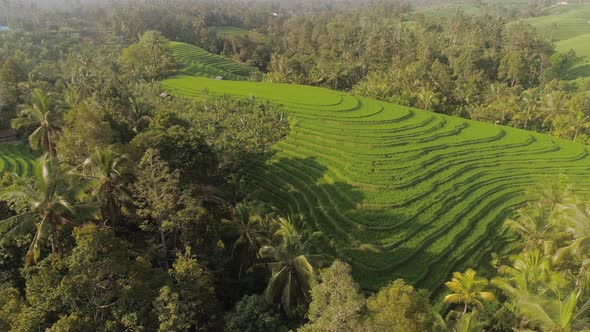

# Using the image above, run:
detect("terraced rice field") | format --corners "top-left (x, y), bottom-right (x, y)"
top-left (0, 144), bottom-right (37, 177)
top-left (524, 4), bottom-right (590, 41)
top-left (556, 33), bottom-right (590, 79)
top-left (214, 26), bottom-right (268, 43)
top-left (168, 42), bottom-right (261, 81)
top-left (523, 4), bottom-right (590, 79)
top-left (162, 75), bottom-right (590, 291)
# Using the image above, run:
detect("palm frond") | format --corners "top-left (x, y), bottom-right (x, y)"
top-left (0, 211), bottom-right (37, 238)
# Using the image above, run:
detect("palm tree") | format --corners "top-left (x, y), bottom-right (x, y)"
top-left (504, 202), bottom-right (555, 254)
top-left (453, 310), bottom-right (485, 332)
top-left (416, 85), bottom-right (438, 111)
top-left (568, 109), bottom-right (589, 143)
top-left (0, 157), bottom-right (98, 265)
top-left (444, 268), bottom-right (496, 316)
top-left (11, 88), bottom-right (63, 158)
top-left (259, 215), bottom-right (322, 315)
top-left (128, 97), bottom-right (152, 134)
top-left (82, 147), bottom-right (132, 226)
top-left (487, 83), bottom-right (515, 124)
top-left (550, 203), bottom-right (590, 266)
top-left (63, 84), bottom-right (81, 110)
top-left (493, 250), bottom-right (553, 296)
top-left (224, 202), bottom-right (274, 259)
top-left (493, 250), bottom-right (590, 332)
top-left (515, 89), bottom-right (541, 130)
top-left (567, 93), bottom-right (590, 142)
top-left (510, 283), bottom-right (590, 332)
top-left (542, 91), bottom-right (568, 133)
top-left (140, 30), bottom-right (168, 66)
top-left (551, 114), bottom-right (573, 139)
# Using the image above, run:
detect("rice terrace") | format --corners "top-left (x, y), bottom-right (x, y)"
top-left (168, 41), bottom-right (261, 80)
top-left (0, 144), bottom-right (36, 177)
top-left (4, 0), bottom-right (590, 329)
top-left (163, 69), bottom-right (590, 291)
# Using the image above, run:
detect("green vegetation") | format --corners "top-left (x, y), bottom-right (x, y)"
top-left (523, 4), bottom-right (590, 41)
top-left (556, 33), bottom-right (590, 78)
top-left (0, 144), bottom-right (36, 177)
top-left (163, 75), bottom-right (590, 290)
top-left (523, 4), bottom-right (590, 79)
top-left (1, 1), bottom-right (590, 331)
top-left (214, 26), bottom-right (268, 43)
top-left (169, 41), bottom-right (261, 80)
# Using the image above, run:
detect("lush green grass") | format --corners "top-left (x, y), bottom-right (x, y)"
top-left (0, 143), bottom-right (37, 177)
top-left (162, 75), bottom-right (590, 291)
top-left (407, 0), bottom-right (530, 22)
top-left (556, 32), bottom-right (590, 78)
top-left (168, 41), bottom-right (261, 81)
top-left (214, 26), bottom-right (268, 43)
top-left (523, 4), bottom-right (590, 41)
top-left (521, 4), bottom-right (590, 78)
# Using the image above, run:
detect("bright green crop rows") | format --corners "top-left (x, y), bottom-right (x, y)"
top-left (162, 75), bottom-right (590, 291)
top-left (168, 42), bottom-right (261, 81)
top-left (0, 144), bottom-right (37, 177)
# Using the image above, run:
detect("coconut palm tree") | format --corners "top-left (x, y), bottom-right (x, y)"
top-left (128, 97), bottom-right (152, 134)
top-left (82, 147), bottom-right (133, 226)
top-left (0, 157), bottom-right (98, 265)
top-left (550, 203), bottom-right (590, 266)
top-left (140, 30), bottom-right (169, 66)
top-left (515, 89), bottom-right (541, 130)
top-left (416, 85), bottom-right (439, 111)
top-left (482, 83), bottom-right (515, 124)
top-left (568, 109), bottom-right (590, 143)
top-left (542, 91), bottom-right (568, 133)
top-left (551, 114), bottom-right (573, 139)
top-left (495, 252), bottom-right (590, 331)
top-left (444, 269), bottom-right (496, 316)
top-left (11, 88), bottom-right (63, 158)
top-left (493, 250), bottom-right (553, 296)
top-left (453, 310), bottom-right (485, 332)
top-left (63, 84), bottom-right (81, 110)
top-left (567, 93), bottom-right (590, 142)
top-left (259, 215), bottom-right (322, 315)
top-left (511, 282), bottom-right (590, 332)
top-left (504, 202), bottom-right (556, 255)
top-left (224, 202), bottom-right (274, 258)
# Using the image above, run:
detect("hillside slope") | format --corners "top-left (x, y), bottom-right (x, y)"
top-left (0, 144), bottom-right (37, 177)
top-left (523, 4), bottom-right (590, 79)
top-left (168, 41), bottom-right (261, 81)
top-left (162, 75), bottom-right (590, 291)
top-left (555, 32), bottom-right (590, 78)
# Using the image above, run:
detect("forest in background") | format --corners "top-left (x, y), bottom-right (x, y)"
top-left (0, 0), bottom-right (589, 331)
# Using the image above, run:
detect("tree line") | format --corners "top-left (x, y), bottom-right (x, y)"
top-left (266, 6), bottom-right (590, 142)
top-left (1, 2), bottom-right (590, 331)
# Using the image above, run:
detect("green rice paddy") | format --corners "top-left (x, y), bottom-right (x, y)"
top-left (0, 144), bottom-right (37, 177)
top-left (214, 26), bottom-right (268, 43)
top-left (168, 41), bottom-right (261, 81)
top-left (523, 4), bottom-right (590, 79)
top-left (162, 75), bottom-right (590, 291)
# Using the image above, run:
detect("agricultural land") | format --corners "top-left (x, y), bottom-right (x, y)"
top-left (163, 73), bottom-right (590, 290)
